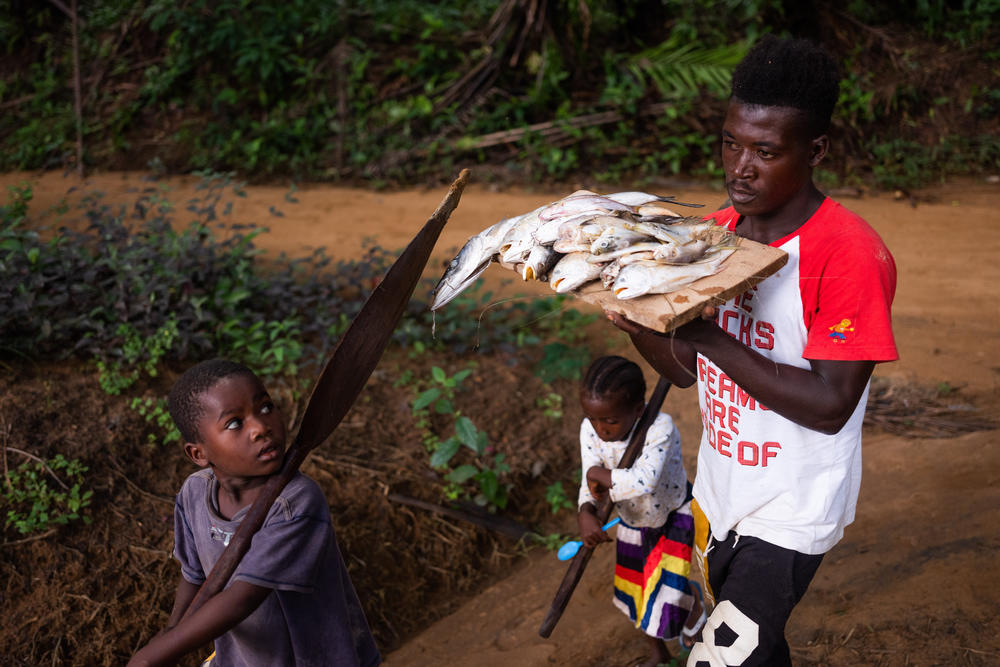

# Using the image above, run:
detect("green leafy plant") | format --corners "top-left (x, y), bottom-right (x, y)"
top-left (411, 365), bottom-right (474, 452)
top-left (536, 392), bottom-right (564, 419)
top-left (544, 481), bottom-right (575, 515)
top-left (217, 317), bottom-right (304, 382)
top-left (96, 318), bottom-right (178, 396)
top-left (531, 531), bottom-right (569, 552)
top-left (130, 396), bottom-right (182, 446)
top-left (431, 416), bottom-right (511, 511)
top-left (3, 454), bottom-right (93, 536)
top-left (410, 366), bottom-right (511, 512)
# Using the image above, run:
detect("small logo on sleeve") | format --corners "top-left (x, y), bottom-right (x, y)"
top-left (828, 318), bottom-right (854, 343)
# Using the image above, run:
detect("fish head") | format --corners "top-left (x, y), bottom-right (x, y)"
top-left (611, 263), bottom-right (653, 300)
top-left (522, 244), bottom-right (559, 281)
top-left (430, 235), bottom-right (494, 310)
top-left (549, 252), bottom-right (598, 293)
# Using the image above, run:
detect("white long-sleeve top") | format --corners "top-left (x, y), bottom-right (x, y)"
top-left (577, 412), bottom-right (687, 528)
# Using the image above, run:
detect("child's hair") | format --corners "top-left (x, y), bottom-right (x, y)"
top-left (582, 355), bottom-right (645, 407)
top-left (730, 34), bottom-right (840, 136)
top-left (168, 359), bottom-right (257, 443)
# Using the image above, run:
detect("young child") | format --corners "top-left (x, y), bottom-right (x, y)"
top-left (576, 355), bottom-right (705, 667)
top-left (128, 359), bottom-right (381, 667)
top-left (609, 36), bottom-right (898, 666)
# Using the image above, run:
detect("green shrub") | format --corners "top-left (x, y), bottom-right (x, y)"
top-left (3, 455), bottom-right (93, 536)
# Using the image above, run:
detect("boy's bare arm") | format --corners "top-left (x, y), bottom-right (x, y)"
top-left (128, 580), bottom-right (272, 667)
top-left (165, 578), bottom-right (200, 630)
top-left (611, 309), bottom-right (874, 434)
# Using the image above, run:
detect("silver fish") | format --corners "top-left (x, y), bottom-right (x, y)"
top-left (635, 202), bottom-right (682, 218)
top-left (531, 212), bottom-right (595, 247)
top-left (549, 252), bottom-right (605, 293)
top-left (600, 251), bottom-right (657, 288)
top-left (552, 238), bottom-right (591, 254)
top-left (611, 251), bottom-right (733, 300)
top-left (431, 216), bottom-right (520, 310)
top-left (604, 191), bottom-right (672, 207)
top-left (589, 226), bottom-right (657, 255)
top-left (600, 260), bottom-right (621, 289)
top-left (522, 244), bottom-right (561, 281)
top-left (605, 191), bottom-right (704, 209)
top-left (538, 194), bottom-right (635, 221)
top-left (624, 217), bottom-right (721, 245)
top-left (586, 241), bottom-right (667, 263)
top-left (556, 215), bottom-right (636, 245)
top-left (498, 207), bottom-right (546, 264)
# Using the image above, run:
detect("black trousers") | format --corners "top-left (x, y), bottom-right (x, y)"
top-left (688, 531), bottom-right (824, 666)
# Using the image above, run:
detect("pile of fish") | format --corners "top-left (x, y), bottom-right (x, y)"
top-left (431, 190), bottom-right (738, 310)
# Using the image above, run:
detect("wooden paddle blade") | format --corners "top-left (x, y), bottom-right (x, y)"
top-left (182, 169), bottom-right (470, 620)
top-left (538, 376), bottom-right (671, 638)
top-left (294, 168), bottom-right (471, 453)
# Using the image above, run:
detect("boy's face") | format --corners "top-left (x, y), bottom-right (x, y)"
top-left (580, 391), bottom-right (643, 442)
top-left (184, 373), bottom-right (287, 481)
top-left (721, 99), bottom-right (826, 218)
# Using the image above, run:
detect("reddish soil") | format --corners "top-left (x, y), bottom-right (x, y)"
top-left (1, 170), bottom-right (999, 666)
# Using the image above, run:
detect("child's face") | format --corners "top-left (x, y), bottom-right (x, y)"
top-left (184, 373), bottom-right (287, 481)
top-left (721, 99), bottom-right (824, 218)
top-left (580, 391), bottom-right (643, 442)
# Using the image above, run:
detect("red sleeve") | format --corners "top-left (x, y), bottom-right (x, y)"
top-left (799, 205), bottom-right (898, 362)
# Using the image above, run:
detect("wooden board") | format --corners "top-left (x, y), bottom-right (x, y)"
top-left (574, 237), bottom-right (788, 333)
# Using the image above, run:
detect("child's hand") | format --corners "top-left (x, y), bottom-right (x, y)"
top-left (585, 465), bottom-right (612, 502)
top-left (578, 506), bottom-right (614, 549)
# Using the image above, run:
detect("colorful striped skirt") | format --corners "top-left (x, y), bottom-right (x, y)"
top-left (612, 500), bottom-right (695, 640)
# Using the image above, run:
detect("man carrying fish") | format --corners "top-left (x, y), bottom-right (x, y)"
top-left (609, 35), bottom-right (897, 666)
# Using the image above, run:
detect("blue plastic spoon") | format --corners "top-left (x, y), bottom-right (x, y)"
top-left (557, 517), bottom-right (621, 560)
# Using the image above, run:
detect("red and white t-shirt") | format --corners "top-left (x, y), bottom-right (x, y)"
top-left (693, 198), bottom-right (897, 555)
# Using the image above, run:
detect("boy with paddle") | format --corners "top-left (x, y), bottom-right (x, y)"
top-left (609, 36), bottom-right (897, 665)
top-left (128, 360), bottom-right (380, 666)
top-left (126, 171), bottom-right (471, 665)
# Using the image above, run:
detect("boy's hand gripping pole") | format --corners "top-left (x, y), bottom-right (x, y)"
top-left (538, 376), bottom-right (671, 638)
top-left (181, 169), bottom-right (470, 620)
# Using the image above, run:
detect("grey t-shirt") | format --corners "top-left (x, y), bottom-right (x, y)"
top-left (174, 468), bottom-right (381, 667)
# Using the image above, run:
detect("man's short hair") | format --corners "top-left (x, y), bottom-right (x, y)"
top-left (168, 359), bottom-right (256, 443)
top-left (730, 34), bottom-right (841, 136)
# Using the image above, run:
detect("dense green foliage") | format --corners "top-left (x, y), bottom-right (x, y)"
top-left (2, 0), bottom-right (998, 189)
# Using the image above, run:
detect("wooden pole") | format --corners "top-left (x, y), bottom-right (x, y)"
top-left (181, 169), bottom-right (471, 620)
top-left (538, 376), bottom-right (671, 638)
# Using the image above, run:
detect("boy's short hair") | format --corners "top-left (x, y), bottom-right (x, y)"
top-left (168, 359), bottom-right (256, 443)
top-left (730, 34), bottom-right (840, 136)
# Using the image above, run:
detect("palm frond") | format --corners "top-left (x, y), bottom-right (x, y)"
top-left (626, 41), bottom-right (749, 99)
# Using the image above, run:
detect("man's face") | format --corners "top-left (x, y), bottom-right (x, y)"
top-left (721, 100), bottom-right (823, 218)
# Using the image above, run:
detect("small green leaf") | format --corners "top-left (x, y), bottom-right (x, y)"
top-left (430, 437), bottom-right (460, 469)
top-left (455, 416), bottom-right (479, 451)
top-left (412, 387), bottom-right (441, 411)
top-left (446, 464), bottom-right (478, 484)
top-left (478, 469), bottom-right (498, 499)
